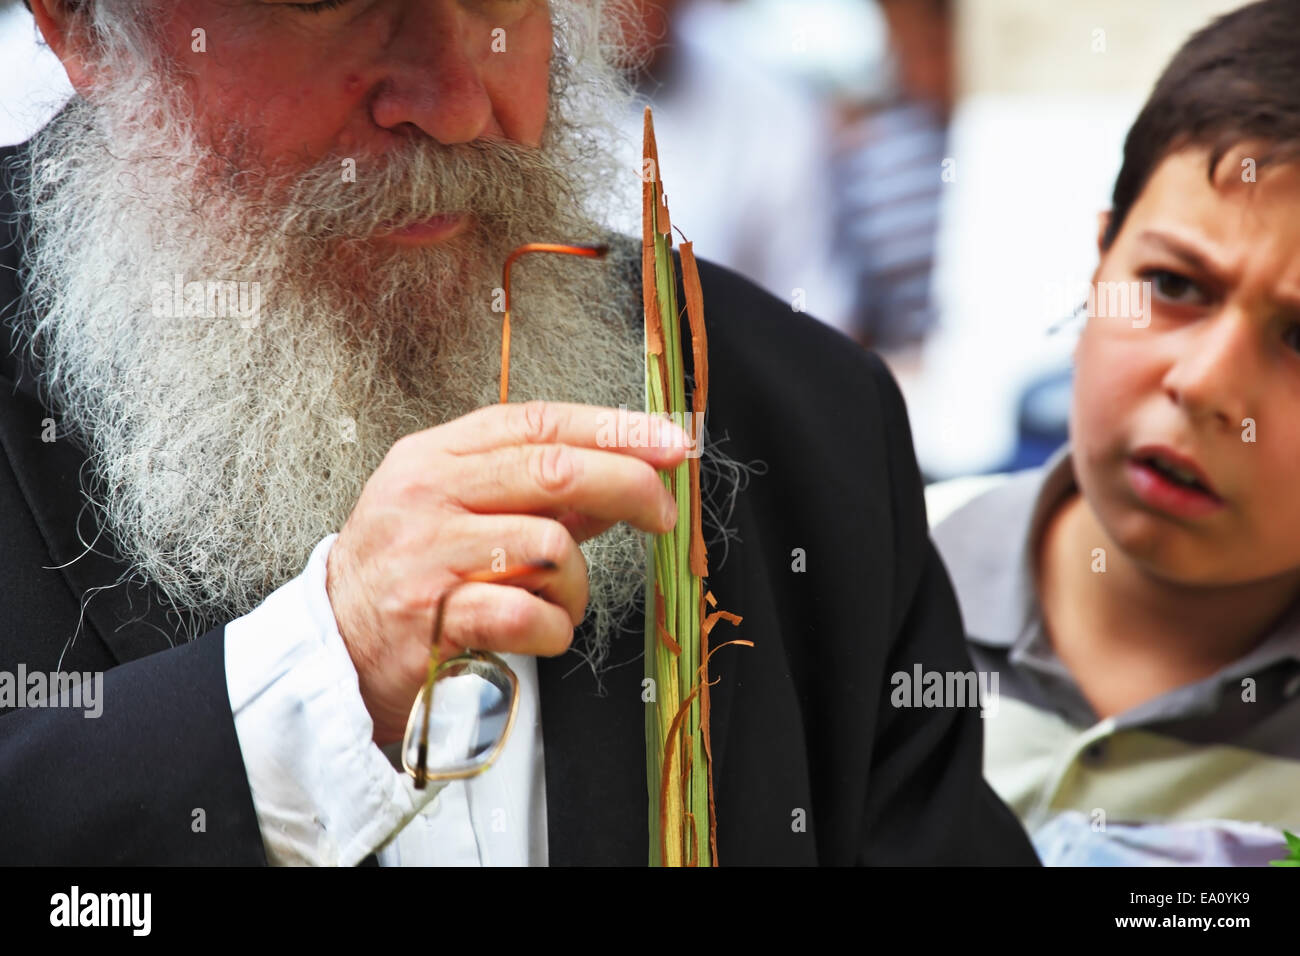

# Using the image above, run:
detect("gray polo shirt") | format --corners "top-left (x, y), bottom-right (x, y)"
top-left (933, 443), bottom-right (1300, 865)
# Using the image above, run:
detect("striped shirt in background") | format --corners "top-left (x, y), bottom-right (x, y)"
top-left (832, 100), bottom-right (948, 350)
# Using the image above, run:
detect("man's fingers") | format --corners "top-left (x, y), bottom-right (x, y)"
top-left (444, 443), bottom-right (680, 534)
top-left (437, 513), bottom-right (590, 626)
top-left (551, 509), bottom-right (620, 545)
top-left (431, 400), bottom-right (693, 466)
top-left (436, 582), bottom-right (577, 658)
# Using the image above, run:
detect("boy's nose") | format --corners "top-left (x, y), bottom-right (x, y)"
top-left (368, 1), bottom-right (501, 146)
top-left (1160, 309), bottom-right (1257, 430)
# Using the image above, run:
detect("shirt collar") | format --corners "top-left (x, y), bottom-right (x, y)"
top-left (933, 441), bottom-right (1075, 651)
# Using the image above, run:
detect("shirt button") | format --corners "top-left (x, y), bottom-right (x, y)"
top-left (1081, 741), bottom-right (1107, 765)
top-left (1284, 672), bottom-right (1300, 699)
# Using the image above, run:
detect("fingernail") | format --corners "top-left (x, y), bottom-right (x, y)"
top-left (662, 499), bottom-right (678, 528)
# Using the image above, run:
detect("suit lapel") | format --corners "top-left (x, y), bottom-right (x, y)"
top-left (537, 622), bottom-right (647, 865)
top-left (0, 377), bottom-right (179, 666)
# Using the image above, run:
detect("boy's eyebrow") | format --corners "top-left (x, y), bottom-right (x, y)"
top-left (1136, 229), bottom-right (1231, 283)
top-left (1138, 227), bottom-right (1300, 311)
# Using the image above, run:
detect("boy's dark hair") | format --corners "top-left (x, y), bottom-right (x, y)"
top-left (1103, 0), bottom-right (1300, 251)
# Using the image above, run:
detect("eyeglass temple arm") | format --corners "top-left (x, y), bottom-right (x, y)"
top-left (499, 243), bottom-right (609, 405)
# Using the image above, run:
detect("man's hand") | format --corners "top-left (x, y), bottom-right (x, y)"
top-left (325, 400), bottom-right (690, 745)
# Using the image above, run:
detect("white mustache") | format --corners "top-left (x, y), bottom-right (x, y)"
top-left (269, 137), bottom-right (578, 241)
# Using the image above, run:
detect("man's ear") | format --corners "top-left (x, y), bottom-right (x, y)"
top-left (1096, 210), bottom-right (1112, 256)
top-left (28, 0), bottom-right (93, 94)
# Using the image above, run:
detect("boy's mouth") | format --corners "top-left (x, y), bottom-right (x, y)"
top-left (1125, 445), bottom-right (1225, 518)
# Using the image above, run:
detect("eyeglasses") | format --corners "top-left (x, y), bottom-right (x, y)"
top-left (401, 562), bottom-right (555, 789)
top-left (401, 241), bottom-right (609, 789)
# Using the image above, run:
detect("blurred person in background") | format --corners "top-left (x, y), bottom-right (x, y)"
top-left (830, 0), bottom-right (951, 377)
top-left (607, 0), bottom-right (856, 336)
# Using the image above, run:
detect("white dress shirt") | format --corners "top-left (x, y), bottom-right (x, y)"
top-left (224, 534), bottom-right (548, 866)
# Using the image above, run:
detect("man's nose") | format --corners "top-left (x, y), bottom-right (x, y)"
top-left (369, 1), bottom-right (502, 144)
top-left (1160, 309), bottom-right (1257, 430)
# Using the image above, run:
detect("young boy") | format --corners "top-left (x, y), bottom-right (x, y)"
top-left (934, 0), bottom-right (1300, 865)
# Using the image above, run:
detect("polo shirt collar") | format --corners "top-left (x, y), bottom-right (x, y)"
top-left (934, 441), bottom-right (1075, 653)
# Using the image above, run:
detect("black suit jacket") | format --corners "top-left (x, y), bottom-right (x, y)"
top-left (0, 137), bottom-right (1037, 866)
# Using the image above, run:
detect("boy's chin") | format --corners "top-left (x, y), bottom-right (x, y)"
top-left (1095, 501), bottom-right (1239, 586)
top-left (1129, 550), bottom-right (1240, 588)
top-left (1113, 526), bottom-right (1267, 589)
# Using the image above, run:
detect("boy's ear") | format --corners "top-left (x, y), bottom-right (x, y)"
top-left (1096, 210), bottom-right (1113, 255)
top-left (28, 0), bottom-right (93, 94)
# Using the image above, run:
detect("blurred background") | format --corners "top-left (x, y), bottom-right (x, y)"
top-left (0, 0), bottom-right (1248, 482)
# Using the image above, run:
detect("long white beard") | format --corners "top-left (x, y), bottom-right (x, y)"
top-left (11, 5), bottom-right (748, 676)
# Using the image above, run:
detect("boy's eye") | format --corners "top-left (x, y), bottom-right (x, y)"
top-left (1145, 268), bottom-right (1209, 306)
top-left (1283, 323), bottom-right (1300, 355)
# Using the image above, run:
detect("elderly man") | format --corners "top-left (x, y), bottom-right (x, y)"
top-left (0, 0), bottom-right (1035, 866)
